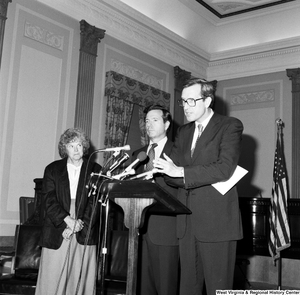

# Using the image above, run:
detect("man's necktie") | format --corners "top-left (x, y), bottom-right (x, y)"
top-left (191, 124), bottom-right (203, 157)
top-left (145, 143), bottom-right (158, 171)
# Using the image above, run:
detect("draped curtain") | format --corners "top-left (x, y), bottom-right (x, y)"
top-left (104, 71), bottom-right (170, 165)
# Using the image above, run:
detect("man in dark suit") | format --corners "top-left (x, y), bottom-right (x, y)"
top-left (132, 104), bottom-right (179, 295)
top-left (153, 78), bottom-right (243, 295)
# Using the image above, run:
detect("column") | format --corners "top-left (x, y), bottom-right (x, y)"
top-left (286, 68), bottom-right (300, 198)
top-left (0, 0), bottom-right (11, 69)
top-left (173, 66), bottom-right (191, 140)
top-left (74, 20), bottom-right (105, 137)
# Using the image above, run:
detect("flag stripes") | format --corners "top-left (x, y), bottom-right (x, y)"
top-left (268, 134), bottom-right (291, 261)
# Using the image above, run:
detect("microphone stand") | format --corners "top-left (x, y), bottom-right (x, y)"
top-left (99, 197), bottom-right (110, 295)
top-left (86, 149), bottom-right (120, 293)
top-left (94, 175), bottom-right (113, 295)
top-left (94, 152), bottom-right (132, 294)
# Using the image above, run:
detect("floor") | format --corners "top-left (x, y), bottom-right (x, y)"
top-left (233, 265), bottom-right (300, 290)
top-left (1, 250), bottom-right (300, 293)
top-left (234, 281), bottom-right (300, 290)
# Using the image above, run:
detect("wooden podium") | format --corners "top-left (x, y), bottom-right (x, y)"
top-left (100, 179), bottom-right (191, 295)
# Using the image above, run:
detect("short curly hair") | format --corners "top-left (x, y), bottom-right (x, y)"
top-left (58, 128), bottom-right (90, 158)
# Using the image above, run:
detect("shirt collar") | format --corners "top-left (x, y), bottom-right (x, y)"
top-left (148, 136), bottom-right (167, 149)
top-left (195, 108), bottom-right (214, 130)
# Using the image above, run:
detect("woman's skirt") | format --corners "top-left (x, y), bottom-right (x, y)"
top-left (35, 201), bottom-right (97, 295)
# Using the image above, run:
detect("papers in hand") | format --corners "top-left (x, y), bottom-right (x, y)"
top-left (212, 165), bottom-right (248, 195)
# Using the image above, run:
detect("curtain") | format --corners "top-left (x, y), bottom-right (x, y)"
top-left (103, 71), bottom-right (171, 165)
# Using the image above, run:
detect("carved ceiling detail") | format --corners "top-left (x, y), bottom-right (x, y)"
top-left (37, 0), bottom-right (300, 80)
top-left (195, 0), bottom-right (295, 18)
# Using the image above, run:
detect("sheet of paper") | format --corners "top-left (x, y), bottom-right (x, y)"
top-left (212, 165), bottom-right (248, 195)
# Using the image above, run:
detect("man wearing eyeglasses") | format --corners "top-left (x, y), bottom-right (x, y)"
top-left (153, 78), bottom-right (243, 295)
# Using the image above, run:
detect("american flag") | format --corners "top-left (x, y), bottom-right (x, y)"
top-left (268, 130), bottom-right (291, 261)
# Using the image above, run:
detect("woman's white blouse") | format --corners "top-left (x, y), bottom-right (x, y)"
top-left (67, 162), bottom-right (82, 199)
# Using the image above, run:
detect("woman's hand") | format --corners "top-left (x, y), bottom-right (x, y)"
top-left (62, 227), bottom-right (73, 240)
top-left (153, 153), bottom-right (184, 178)
top-left (64, 216), bottom-right (84, 233)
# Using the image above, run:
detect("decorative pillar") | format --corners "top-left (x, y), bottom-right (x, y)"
top-left (0, 0), bottom-right (11, 70)
top-left (74, 20), bottom-right (105, 137)
top-left (173, 66), bottom-right (191, 140)
top-left (286, 68), bottom-right (300, 199)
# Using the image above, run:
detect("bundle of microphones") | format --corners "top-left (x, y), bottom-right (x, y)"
top-left (86, 145), bottom-right (158, 193)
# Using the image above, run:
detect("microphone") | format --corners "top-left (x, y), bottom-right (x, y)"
top-left (112, 169), bottom-right (136, 180)
top-left (85, 172), bottom-right (99, 189)
top-left (110, 151), bottom-right (147, 180)
top-left (129, 169), bottom-right (158, 180)
top-left (123, 151), bottom-right (147, 173)
top-left (107, 153), bottom-right (130, 174)
top-left (97, 145), bottom-right (130, 152)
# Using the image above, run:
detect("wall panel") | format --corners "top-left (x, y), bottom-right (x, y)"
top-left (216, 72), bottom-right (296, 288)
top-left (0, 0), bottom-right (79, 235)
top-left (217, 73), bottom-right (291, 200)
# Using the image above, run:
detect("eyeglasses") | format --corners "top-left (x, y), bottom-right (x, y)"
top-left (178, 97), bottom-right (203, 107)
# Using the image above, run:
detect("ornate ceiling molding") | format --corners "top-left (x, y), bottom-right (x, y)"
top-left (37, 0), bottom-right (300, 81)
top-left (37, 0), bottom-right (208, 77)
top-left (179, 0), bottom-right (300, 26)
top-left (194, 0), bottom-right (297, 19)
top-left (208, 44), bottom-right (300, 80)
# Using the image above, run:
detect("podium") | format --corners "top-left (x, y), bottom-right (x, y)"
top-left (100, 179), bottom-right (191, 295)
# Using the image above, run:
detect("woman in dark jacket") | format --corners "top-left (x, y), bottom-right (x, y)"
top-left (35, 128), bottom-right (102, 295)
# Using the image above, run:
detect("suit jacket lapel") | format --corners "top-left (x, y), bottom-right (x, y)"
top-left (59, 158), bottom-right (70, 192)
top-left (57, 158), bottom-right (71, 211)
top-left (135, 139), bottom-right (173, 174)
top-left (191, 113), bottom-right (223, 162)
top-left (75, 159), bottom-right (90, 216)
top-left (76, 159), bottom-right (87, 201)
top-left (160, 139), bottom-right (173, 157)
top-left (153, 139), bottom-right (173, 181)
top-left (182, 123), bottom-right (196, 165)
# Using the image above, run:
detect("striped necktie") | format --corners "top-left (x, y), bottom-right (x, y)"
top-left (145, 143), bottom-right (158, 171)
top-left (191, 124), bottom-right (203, 157)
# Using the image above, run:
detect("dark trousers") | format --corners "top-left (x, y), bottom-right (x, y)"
top-left (138, 233), bottom-right (179, 295)
top-left (179, 215), bottom-right (237, 295)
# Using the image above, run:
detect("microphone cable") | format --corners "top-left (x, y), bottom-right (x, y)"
top-left (72, 151), bottom-right (115, 295)
top-left (74, 179), bottom-right (107, 295)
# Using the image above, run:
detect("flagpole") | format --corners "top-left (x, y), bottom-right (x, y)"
top-left (276, 118), bottom-right (283, 290)
top-left (277, 253), bottom-right (282, 290)
top-left (275, 119), bottom-right (283, 291)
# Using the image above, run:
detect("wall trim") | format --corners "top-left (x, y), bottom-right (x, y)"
top-left (24, 21), bottom-right (64, 50)
top-left (110, 59), bottom-right (164, 90)
top-left (208, 45), bottom-right (300, 80)
top-left (36, 0), bottom-right (208, 77)
top-left (37, 0), bottom-right (300, 80)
